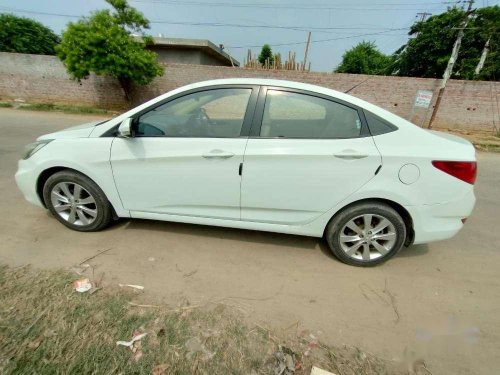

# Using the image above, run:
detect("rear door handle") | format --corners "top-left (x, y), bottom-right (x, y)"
top-left (202, 149), bottom-right (235, 159)
top-left (334, 154), bottom-right (368, 160)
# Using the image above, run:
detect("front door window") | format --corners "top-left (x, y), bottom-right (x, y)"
top-left (135, 88), bottom-right (252, 138)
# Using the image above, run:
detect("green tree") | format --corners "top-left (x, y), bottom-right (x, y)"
top-left (463, 5), bottom-right (500, 81)
top-left (258, 44), bottom-right (274, 65)
top-left (392, 5), bottom-right (500, 81)
top-left (335, 41), bottom-right (392, 75)
top-left (0, 14), bottom-right (60, 55)
top-left (56, 0), bottom-right (163, 101)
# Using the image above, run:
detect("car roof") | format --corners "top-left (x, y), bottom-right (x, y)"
top-left (186, 78), bottom-right (347, 99)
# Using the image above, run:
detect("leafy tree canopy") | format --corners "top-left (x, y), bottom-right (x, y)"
top-left (0, 14), bottom-right (60, 55)
top-left (392, 5), bottom-right (500, 81)
top-left (335, 41), bottom-right (392, 75)
top-left (258, 44), bottom-right (274, 65)
top-left (56, 0), bottom-right (163, 100)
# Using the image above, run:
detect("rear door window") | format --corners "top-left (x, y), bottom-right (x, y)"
top-left (260, 90), bottom-right (362, 139)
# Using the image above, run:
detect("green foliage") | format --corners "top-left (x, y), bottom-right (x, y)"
top-left (56, 0), bottom-right (163, 99)
top-left (258, 44), bottom-right (274, 65)
top-left (464, 6), bottom-right (500, 81)
top-left (335, 41), bottom-right (392, 75)
top-left (0, 14), bottom-right (60, 55)
top-left (392, 5), bottom-right (500, 81)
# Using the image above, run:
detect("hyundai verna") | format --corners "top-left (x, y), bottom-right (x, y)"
top-left (15, 79), bottom-right (477, 266)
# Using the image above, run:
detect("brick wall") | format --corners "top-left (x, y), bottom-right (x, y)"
top-left (0, 53), bottom-right (126, 110)
top-left (1, 52), bottom-right (499, 131)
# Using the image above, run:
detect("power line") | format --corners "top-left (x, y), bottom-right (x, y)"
top-left (0, 6), bottom-right (81, 19)
top-left (129, 0), bottom-right (454, 11)
top-left (0, 4), bottom-right (412, 51)
top-left (227, 29), bottom-right (409, 49)
top-left (149, 21), bottom-right (407, 33)
top-left (0, 6), bottom-right (411, 33)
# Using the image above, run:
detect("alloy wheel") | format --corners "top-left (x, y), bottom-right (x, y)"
top-left (50, 182), bottom-right (98, 226)
top-left (339, 214), bottom-right (397, 261)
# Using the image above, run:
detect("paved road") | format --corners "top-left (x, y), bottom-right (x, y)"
top-left (1, 108), bottom-right (499, 374)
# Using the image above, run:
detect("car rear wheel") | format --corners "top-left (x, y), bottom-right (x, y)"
top-left (43, 170), bottom-right (113, 232)
top-left (325, 202), bottom-right (406, 266)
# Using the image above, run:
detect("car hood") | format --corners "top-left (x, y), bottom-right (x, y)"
top-left (37, 120), bottom-right (108, 140)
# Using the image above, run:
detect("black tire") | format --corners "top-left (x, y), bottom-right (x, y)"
top-left (325, 202), bottom-right (406, 267)
top-left (43, 170), bottom-right (114, 232)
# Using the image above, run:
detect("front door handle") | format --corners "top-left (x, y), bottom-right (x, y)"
top-left (202, 149), bottom-right (235, 159)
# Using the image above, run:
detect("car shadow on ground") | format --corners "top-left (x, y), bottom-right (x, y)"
top-left (119, 218), bottom-right (323, 249)
top-left (398, 244), bottom-right (429, 257)
top-left (113, 218), bottom-right (429, 261)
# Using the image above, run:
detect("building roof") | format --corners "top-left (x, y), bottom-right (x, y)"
top-left (149, 37), bottom-right (239, 66)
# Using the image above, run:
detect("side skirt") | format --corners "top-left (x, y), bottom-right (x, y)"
top-left (130, 211), bottom-right (324, 237)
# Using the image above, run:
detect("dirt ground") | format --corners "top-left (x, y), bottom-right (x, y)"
top-left (1, 108), bottom-right (499, 374)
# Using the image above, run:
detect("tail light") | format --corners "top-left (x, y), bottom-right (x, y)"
top-left (432, 161), bottom-right (477, 185)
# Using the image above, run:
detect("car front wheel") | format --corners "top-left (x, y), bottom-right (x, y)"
top-left (325, 202), bottom-right (407, 266)
top-left (43, 170), bottom-right (113, 232)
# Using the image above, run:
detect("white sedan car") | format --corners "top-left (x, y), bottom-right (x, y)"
top-left (15, 79), bottom-right (476, 266)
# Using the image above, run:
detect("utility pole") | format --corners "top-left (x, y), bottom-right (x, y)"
top-left (474, 37), bottom-right (490, 76)
top-left (428, 0), bottom-right (474, 129)
top-left (413, 12), bottom-right (431, 37)
top-left (303, 32), bottom-right (311, 71)
top-left (416, 12), bottom-right (432, 23)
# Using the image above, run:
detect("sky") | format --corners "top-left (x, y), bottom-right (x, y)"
top-left (0, 0), bottom-right (497, 72)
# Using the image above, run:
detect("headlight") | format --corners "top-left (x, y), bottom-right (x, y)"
top-left (22, 139), bottom-right (53, 160)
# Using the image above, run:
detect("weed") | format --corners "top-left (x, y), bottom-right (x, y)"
top-left (0, 266), bottom-right (402, 374)
top-left (18, 103), bottom-right (108, 114)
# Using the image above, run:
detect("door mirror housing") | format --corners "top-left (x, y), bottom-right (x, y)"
top-left (118, 118), bottom-right (133, 138)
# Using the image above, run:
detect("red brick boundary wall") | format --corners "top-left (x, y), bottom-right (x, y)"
top-left (1, 52), bottom-right (499, 131)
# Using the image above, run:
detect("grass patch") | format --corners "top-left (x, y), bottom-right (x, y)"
top-left (18, 103), bottom-right (108, 115)
top-left (441, 128), bottom-right (500, 153)
top-left (0, 102), bottom-right (13, 108)
top-left (0, 266), bottom-right (404, 374)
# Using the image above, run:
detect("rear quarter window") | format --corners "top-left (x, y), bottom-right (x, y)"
top-left (364, 110), bottom-right (398, 136)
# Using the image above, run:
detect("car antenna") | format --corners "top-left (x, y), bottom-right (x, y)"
top-left (344, 76), bottom-right (372, 94)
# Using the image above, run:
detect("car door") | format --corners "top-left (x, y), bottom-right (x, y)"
top-left (240, 87), bottom-right (382, 225)
top-left (110, 85), bottom-right (258, 220)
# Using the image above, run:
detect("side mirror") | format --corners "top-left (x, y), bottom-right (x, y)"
top-left (118, 118), bottom-right (133, 138)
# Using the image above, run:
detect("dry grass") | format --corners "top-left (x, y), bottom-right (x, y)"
top-left (0, 265), bottom-right (404, 375)
top-left (442, 128), bottom-right (500, 153)
top-left (17, 103), bottom-right (109, 115)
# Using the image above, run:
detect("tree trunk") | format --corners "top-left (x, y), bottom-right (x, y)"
top-left (118, 77), bottom-right (133, 103)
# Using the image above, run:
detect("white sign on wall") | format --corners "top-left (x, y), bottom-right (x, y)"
top-left (414, 90), bottom-right (433, 108)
